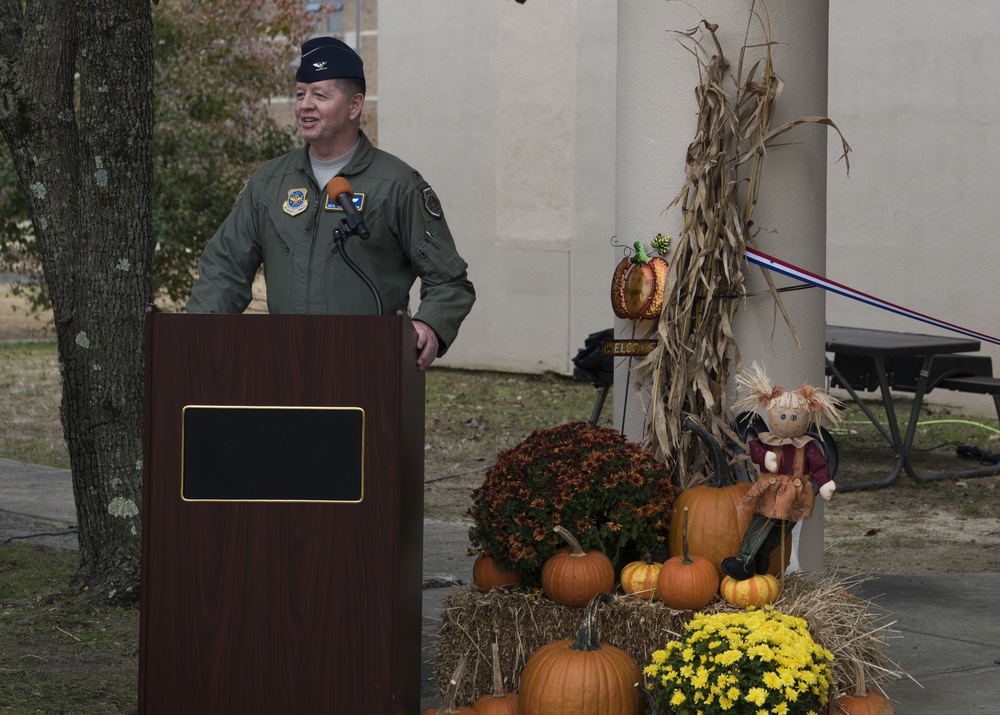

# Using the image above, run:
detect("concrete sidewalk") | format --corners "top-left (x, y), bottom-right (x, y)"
top-left (2, 457), bottom-right (998, 712)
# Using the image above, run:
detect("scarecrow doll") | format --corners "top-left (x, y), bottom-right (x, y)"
top-left (722, 362), bottom-right (844, 580)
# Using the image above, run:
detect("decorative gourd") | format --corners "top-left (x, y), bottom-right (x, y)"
top-left (519, 592), bottom-right (642, 715)
top-left (471, 642), bottom-right (518, 715)
top-left (835, 660), bottom-right (895, 715)
top-left (719, 573), bottom-right (781, 608)
top-left (541, 526), bottom-right (615, 608)
top-left (657, 507), bottom-right (720, 611)
top-left (472, 552), bottom-right (522, 591)
top-left (419, 653), bottom-right (477, 715)
top-left (610, 241), bottom-right (669, 320)
top-left (669, 417), bottom-right (790, 579)
top-left (619, 551), bottom-right (662, 600)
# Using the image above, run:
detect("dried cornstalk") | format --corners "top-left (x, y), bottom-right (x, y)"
top-left (634, 3), bottom-right (851, 490)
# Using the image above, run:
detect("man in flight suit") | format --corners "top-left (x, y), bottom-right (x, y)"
top-left (187, 37), bottom-right (475, 370)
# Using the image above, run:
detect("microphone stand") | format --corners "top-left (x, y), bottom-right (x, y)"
top-left (333, 218), bottom-right (383, 316)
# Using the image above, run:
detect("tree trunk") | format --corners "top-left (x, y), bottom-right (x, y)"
top-left (0, 0), bottom-right (154, 603)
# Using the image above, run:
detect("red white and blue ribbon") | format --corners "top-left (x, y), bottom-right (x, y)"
top-left (745, 247), bottom-right (1000, 347)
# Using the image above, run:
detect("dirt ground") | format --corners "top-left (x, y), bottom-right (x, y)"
top-left (821, 455), bottom-right (1000, 574)
top-left (0, 287), bottom-right (55, 340)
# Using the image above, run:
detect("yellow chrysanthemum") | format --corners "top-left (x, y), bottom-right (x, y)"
top-left (644, 606), bottom-right (832, 715)
top-left (763, 670), bottom-right (784, 689)
top-left (745, 687), bottom-right (768, 706)
top-left (715, 649), bottom-right (743, 666)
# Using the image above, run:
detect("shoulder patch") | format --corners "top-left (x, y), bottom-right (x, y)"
top-left (421, 186), bottom-right (443, 219)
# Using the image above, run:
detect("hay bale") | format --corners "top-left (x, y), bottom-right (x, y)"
top-left (433, 572), bottom-right (909, 705)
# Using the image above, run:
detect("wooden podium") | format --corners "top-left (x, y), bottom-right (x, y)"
top-left (139, 310), bottom-right (424, 714)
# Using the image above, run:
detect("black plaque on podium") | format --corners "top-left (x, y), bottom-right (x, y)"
top-left (181, 406), bottom-right (365, 502)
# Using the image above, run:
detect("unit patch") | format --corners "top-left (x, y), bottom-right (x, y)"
top-left (282, 188), bottom-right (309, 216)
top-left (421, 186), bottom-right (442, 219)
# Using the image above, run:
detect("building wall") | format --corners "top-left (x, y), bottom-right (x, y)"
top-left (375, 2), bottom-right (1000, 420)
top-left (826, 0), bottom-right (1000, 417)
top-left (378, 0), bottom-right (618, 373)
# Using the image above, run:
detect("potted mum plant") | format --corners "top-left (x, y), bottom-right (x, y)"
top-left (468, 421), bottom-right (677, 586)
top-left (644, 606), bottom-right (834, 715)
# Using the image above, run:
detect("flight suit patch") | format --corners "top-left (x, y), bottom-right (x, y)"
top-left (283, 188), bottom-right (309, 216)
top-left (421, 186), bottom-right (443, 219)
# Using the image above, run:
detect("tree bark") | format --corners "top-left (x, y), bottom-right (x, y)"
top-left (0, 0), bottom-right (154, 603)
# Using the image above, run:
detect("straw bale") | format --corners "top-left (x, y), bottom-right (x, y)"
top-left (433, 572), bottom-right (909, 706)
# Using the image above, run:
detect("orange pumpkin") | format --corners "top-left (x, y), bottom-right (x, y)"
top-left (669, 418), bottom-right (790, 579)
top-left (610, 242), bottom-right (669, 320)
top-left (541, 526), bottom-right (615, 608)
top-left (471, 642), bottom-right (518, 715)
top-left (619, 551), bottom-right (662, 600)
top-left (419, 653), bottom-right (477, 715)
top-left (719, 573), bottom-right (781, 608)
top-left (657, 507), bottom-right (720, 611)
top-left (519, 593), bottom-right (642, 715)
top-left (835, 661), bottom-right (895, 715)
top-left (472, 552), bottom-right (522, 591)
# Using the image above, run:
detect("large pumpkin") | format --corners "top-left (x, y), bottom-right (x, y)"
top-left (835, 661), bottom-right (895, 715)
top-left (719, 573), bottom-right (781, 608)
top-left (471, 642), bottom-right (518, 715)
top-left (669, 417), bottom-right (790, 579)
top-left (472, 553), bottom-right (522, 591)
top-left (657, 506), bottom-right (719, 611)
top-left (519, 593), bottom-right (642, 715)
top-left (541, 526), bottom-right (615, 608)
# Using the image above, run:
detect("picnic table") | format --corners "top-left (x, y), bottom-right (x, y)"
top-left (825, 325), bottom-right (1000, 491)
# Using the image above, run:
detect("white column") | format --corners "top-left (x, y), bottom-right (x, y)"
top-left (615, 1), bottom-right (831, 572)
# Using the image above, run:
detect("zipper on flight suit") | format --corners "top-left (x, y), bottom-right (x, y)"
top-left (303, 179), bottom-right (323, 309)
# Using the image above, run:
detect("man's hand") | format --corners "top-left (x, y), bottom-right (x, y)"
top-left (413, 321), bottom-right (439, 371)
top-left (819, 480), bottom-right (837, 501)
top-left (764, 450), bottom-right (779, 473)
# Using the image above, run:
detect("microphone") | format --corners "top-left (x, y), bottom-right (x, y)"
top-left (324, 175), bottom-right (382, 315)
top-left (324, 176), bottom-right (370, 240)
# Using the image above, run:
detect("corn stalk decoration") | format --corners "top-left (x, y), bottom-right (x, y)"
top-left (633, 4), bottom-right (851, 490)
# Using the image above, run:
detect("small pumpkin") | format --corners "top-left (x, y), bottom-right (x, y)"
top-left (419, 653), bottom-right (477, 715)
top-left (471, 642), bottom-right (518, 715)
top-left (610, 241), bottom-right (669, 320)
top-left (472, 552), bottom-right (522, 591)
top-left (519, 592), bottom-right (642, 715)
top-left (719, 573), bottom-right (781, 608)
top-left (619, 551), bottom-right (662, 600)
top-left (835, 660), bottom-right (895, 715)
top-left (541, 526), bottom-right (615, 608)
top-left (669, 417), bottom-right (789, 580)
top-left (657, 506), bottom-right (720, 611)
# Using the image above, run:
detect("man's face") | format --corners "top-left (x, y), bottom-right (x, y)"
top-left (294, 80), bottom-right (362, 151)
